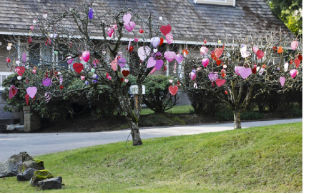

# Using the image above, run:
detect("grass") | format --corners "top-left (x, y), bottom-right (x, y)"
top-left (0, 123), bottom-right (302, 193)
top-left (141, 105), bottom-right (194, 115)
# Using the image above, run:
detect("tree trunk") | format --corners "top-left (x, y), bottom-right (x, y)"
top-left (233, 110), bottom-right (241, 129)
top-left (128, 120), bottom-right (143, 146)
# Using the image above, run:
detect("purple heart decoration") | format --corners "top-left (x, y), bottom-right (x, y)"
top-left (151, 37), bottom-right (160, 48)
top-left (88, 8), bottom-right (94, 19)
top-left (138, 46), bottom-right (151, 61)
top-left (147, 57), bottom-right (156, 68)
top-left (164, 51), bottom-right (176, 62)
top-left (123, 13), bottom-right (132, 24)
top-left (22, 52), bottom-right (27, 63)
top-left (279, 76), bottom-right (285, 87)
top-left (238, 66), bottom-right (252, 79)
top-left (208, 72), bottom-right (218, 82)
top-left (175, 54), bottom-right (184, 64)
top-left (26, 87), bottom-right (37, 99)
top-left (125, 21), bottom-right (135, 32)
top-left (155, 60), bottom-right (164, 70)
top-left (42, 78), bottom-right (52, 87)
top-left (118, 57), bottom-right (126, 68)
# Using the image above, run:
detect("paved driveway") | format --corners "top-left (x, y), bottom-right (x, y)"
top-left (0, 118), bottom-right (301, 161)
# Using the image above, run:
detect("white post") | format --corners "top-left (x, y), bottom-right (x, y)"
top-left (166, 45), bottom-right (169, 76)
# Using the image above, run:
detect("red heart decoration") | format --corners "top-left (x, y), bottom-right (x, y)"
top-left (73, 63), bottom-right (84, 74)
top-left (215, 79), bottom-right (226, 87)
top-left (256, 49), bottom-right (264, 59)
top-left (9, 85), bottom-right (18, 99)
top-left (122, 70), bottom-right (130, 77)
top-left (160, 24), bottom-right (171, 36)
top-left (169, 85), bottom-right (178, 96)
top-left (16, 66), bottom-right (25, 76)
top-left (159, 37), bottom-right (164, 46)
top-left (294, 58), bottom-right (301, 68)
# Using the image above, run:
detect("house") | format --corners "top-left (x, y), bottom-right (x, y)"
top-left (0, 0), bottom-right (293, 123)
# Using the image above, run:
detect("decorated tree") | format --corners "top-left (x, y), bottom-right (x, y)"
top-left (4, 3), bottom-right (183, 145)
top-left (182, 34), bottom-right (302, 129)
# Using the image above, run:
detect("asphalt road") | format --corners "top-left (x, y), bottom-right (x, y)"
top-left (0, 118), bottom-right (301, 161)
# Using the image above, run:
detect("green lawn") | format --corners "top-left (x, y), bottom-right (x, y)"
top-left (141, 105), bottom-right (194, 115)
top-left (0, 123), bottom-right (302, 193)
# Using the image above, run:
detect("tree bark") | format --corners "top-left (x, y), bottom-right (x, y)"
top-left (128, 119), bottom-right (143, 146)
top-left (233, 110), bottom-right (241, 129)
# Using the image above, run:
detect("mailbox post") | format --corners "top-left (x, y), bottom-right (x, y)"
top-left (129, 85), bottom-right (145, 111)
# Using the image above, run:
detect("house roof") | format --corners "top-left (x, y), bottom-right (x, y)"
top-left (0, 0), bottom-right (293, 45)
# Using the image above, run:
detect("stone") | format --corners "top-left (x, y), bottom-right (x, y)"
top-left (38, 177), bottom-right (62, 190)
top-left (21, 160), bottom-right (44, 172)
top-left (30, 169), bottom-right (54, 186)
top-left (17, 168), bottom-right (36, 181)
top-left (0, 152), bottom-right (33, 178)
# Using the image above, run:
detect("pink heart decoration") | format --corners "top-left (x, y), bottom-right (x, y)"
top-left (165, 33), bottom-right (173, 44)
top-left (111, 57), bottom-right (118, 71)
top-left (290, 69), bottom-right (298, 78)
top-left (234, 66), bottom-right (241, 75)
top-left (107, 27), bottom-right (114, 37)
top-left (138, 46), bottom-right (151, 61)
top-left (149, 67), bottom-right (157, 74)
top-left (125, 21), bottom-right (135, 32)
top-left (81, 51), bottom-right (90, 62)
top-left (15, 66), bottom-right (25, 76)
top-left (151, 37), bottom-right (160, 48)
top-left (67, 58), bottom-right (73, 64)
top-left (123, 13), bottom-right (132, 24)
top-left (190, 71), bottom-right (196, 81)
top-left (175, 54), bottom-right (184, 64)
top-left (215, 79), bottom-right (226, 87)
top-left (160, 24), bottom-right (171, 36)
top-left (208, 72), bottom-right (218, 82)
top-left (169, 85), bottom-right (178, 96)
top-left (200, 46), bottom-right (208, 56)
top-left (42, 78), bottom-right (52, 87)
top-left (291, 41), bottom-right (299, 50)
top-left (21, 53), bottom-right (27, 63)
top-left (279, 76), bottom-right (286, 87)
top-left (214, 47), bottom-right (224, 58)
top-left (26, 87), bottom-right (37, 99)
top-left (202, 58), bottom-right (209, 67)
top-left (252, 46), bottom-right (259, 54)
top-left (147, 57), bottom-right (156, 68)
top-left (9, 85), bottom-right (18, 99)
top-left (256, 49), bottom-right (264, 59)
top-left (155, 60), bottom-right (164, 70)
top-left (238, 67), bottom-right (252, 79)
top-left (164, 51), bottom-right (176, 62)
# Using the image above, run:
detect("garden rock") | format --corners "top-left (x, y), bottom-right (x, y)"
top-left (0, 152), bottom-right (33, 178)
top-left (30, 169), bottom-right (54, 186)
top-left (38, 177), bottom-right (62, 190)
top-left (17, 168), bottom-right (36, 181)
top-left (21, 160), bottom-right (44, 172)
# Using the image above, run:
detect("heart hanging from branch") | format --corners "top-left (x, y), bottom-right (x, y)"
top-left (73, 63), bottom-right (84, 74)
top-left (169, 85), bottom-right (178, 96)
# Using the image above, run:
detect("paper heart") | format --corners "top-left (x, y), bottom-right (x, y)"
top-left (169, 85), bottom-right (178, 96)
top-left (190, 71), bottom-right (196, 81)
top-left (147, 57), bottom-right (156, 68)
top-left (290, 69), bottom-right (298, 78)
top-left (151, 37), bottom-right (160, 48)
top-left (200, 46), bottom-right (208, 56)
top-left (15, 66), bottom-right (25, 76)
top-left (42, 78), bottom-right (52, 87)
top-left (155, 60), bottom-right (164, 70)
top-left (234, 66), bottom-right (241, 75)
top-left (73, 63), bottom-right (84, 74)
top-left (291, 41), bottom-right (299, 50)
top-left (21, 53), bottom-right (27, 63)
top-left (81, 51), bottom-right (90, 62)
top-left (123, 13), bottom-right (132, 24)
top-left (252, 65), bottom-right (257, 74)
top-left (252, 46), bottom-right (259, 54)
top-left (279, 76), bottom-right (286, 87)
top-left (175, 54), bottom-right (184, 64)
top-left (284, 62), bottom-right (289, 72)
top-left (88, 8), bottom-right (94, 19)
top-left (215, 79), bottom-right (226, 87)
top-left (107, 27), bottom-right (114, 37)
top-left (9, 85), bottom-right (18, 99)
top-left (138, 46), bottom-right (151, 61)
top-left (26, 87), bottom-right (37, 99)
top-left (165, 33), bottom-right (173, 44)
top-left (294, 58), bottom-right (301, 68)
top-left (122, 69), bottom-right (130, 77)
top-left (208, 72), bottom-right (218, 82)
top-left (238, 67), bottom-right (252, 79)
top-left (240, 45), bottom-right (251, 58)
top-left (202, 58), bottom-right (209, 67)
top-left (214, 47), bottom-right (224, 58)
top-left (67, 58), bottom-right (73, 64)
top-left (160, 24), bottom-right (171, 36)
top-left (125, 21), bottom-right (135, 32)
top-left (164, 51), bottom-right (176, 62)
top-left (256, 49), bottom-right (264, 59)
top-left (111, 57), bottom-right (118, 71)
top-left (118, 57), bottom-right (126, 68)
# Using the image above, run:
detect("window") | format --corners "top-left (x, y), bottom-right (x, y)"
top-left (0, 72), bottom-right (13, 91)
top-left (194, 0), bottom-right (236, 6)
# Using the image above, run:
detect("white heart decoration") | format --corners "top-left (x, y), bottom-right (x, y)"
top-left (138, 46), bottom-right (151, 61)
top-left (150, 37), bottom-right (160, 48)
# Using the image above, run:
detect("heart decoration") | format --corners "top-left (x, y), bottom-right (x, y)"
top-left (21, 53), bottom-right (27, 63)
top-left (147, 57), bottom-right (156, 68)
top-left (164, 51), bottom-right (176, 62)
top-left (138, 46), bottom-right (151, 61)
top-left (15, 66), bottom-right (25, 76)
top-left (165, 33), bottom-right (173, 44)
top-left (240, 44), bottom-right (250, 58)
top-left (208, 72), bottom-right (218, 82)
top-left (151, 37), bottom-right (160, 48)
top-left (294, 58), bottom-right (301, 68)
top-left (214, 47), bottom-right (224, 58)
top-left (284, 62), bottom-right (289, 72)
top-left (256, 49), bottom-right (264, 59)
top-left (155, 60), bottom-right (164, 70)
top-left (175, 54), bottom-right (184, 64)
top-left (160, 24), bottom-right (171, 36)
top-left (107, 27), bottom-right (114, 37)
top-left (259, 67), bottom-right (265, 75)
top-left (190, 71), bottom-right (196, 81)
top-left (81, 51), bottom-right (90, 62)
top-left (200, 46), bottom-right (208, 56)
top-left (169, 85), bottom-right (178, 96)
top-left (88, 8), bottom-right (94, 19)
top-left (67, 58), bottom-right (73, 64)
top-left (290, 69), bottom-right (298, 78)
top-left (202, 58), bottom-right (209, 67)
top-left (238, 66), bottom-right (252, 79)
top-left (252, 46), bottom-right (259, 54)
top-left (279, 76), bottom-right (286, 87)
top-left (159, 37), bottom-right (164, 46)
top-left (118, 57), bottom-right (126, 68)
top-left (215, 79), bottom-right (226, 87)
top-left (26, 86), bottom-right (37, 99)
top-left (125, 21), bottom-right (135, 32)
top-left (122, 69), bottom-right (130, 77)
top-left (111, 57), bottom-right (118, 71)
top-left (9, 85), bottom-right (18, 99)
top-left (123, 13), bottom-right (132, 24)
top-left (291, 41), bottom-right (299, 50)
top-left (73, 63), bottom-right (84, 74)
top-left (42, 78), bottom-right (52, 87)
top-left (277, 46), bottom-right (283, 54)
top-left (252, 65), bottom-right (257, 74)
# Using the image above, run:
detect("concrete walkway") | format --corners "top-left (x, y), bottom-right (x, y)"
top-left (0, 118), bottom-right (301, 161)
